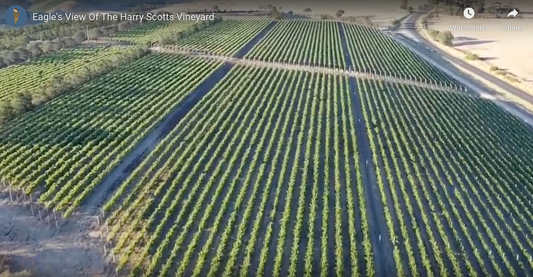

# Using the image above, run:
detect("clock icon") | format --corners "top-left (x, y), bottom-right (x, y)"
top-left (464, 7), bottom-right (475, 19)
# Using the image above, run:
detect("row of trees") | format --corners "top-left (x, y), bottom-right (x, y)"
top-left (316, 10), bottom-right (375, 27)
top-left (0, 36), bottom-right (81, 68)
top-left (0, 20), bottom-right (145, 69)
top-left (0, 47), bottom-right (149, 125)
top-left (429, 0), bottom-right (519, 17)
top-left (428, 29), bottom-right (454, 46)
top-left (125, 3), bottom-right (169, 13)
top-left (256, 4), bottom-right (284, 19)
top-left (299, 7), bottom-right (374, 27)
top-left (400, 0), bottom-right (415, 14)
top-left (0, 19), bottom-right (141, 51)
top-left (401, 0), bottom-right (409, 9)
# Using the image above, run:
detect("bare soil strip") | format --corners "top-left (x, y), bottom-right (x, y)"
top-left (0, 191), bottom-right (106, 277)
top-left (338, 23), bottom-right (396, 277)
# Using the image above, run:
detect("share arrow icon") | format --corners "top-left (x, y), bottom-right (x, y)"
top-left (507, 9), bottom-right (518, 17)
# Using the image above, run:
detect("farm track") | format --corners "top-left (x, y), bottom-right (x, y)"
top-left (364, 79), bottom-right (457, 276)
top-left (339, 22), bottom-right (396, 277)
top-left (150, 46), bottom-right (467, 94)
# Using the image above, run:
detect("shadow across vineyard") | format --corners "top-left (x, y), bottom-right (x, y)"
top-left (79, 62), bottom-right (236, 215)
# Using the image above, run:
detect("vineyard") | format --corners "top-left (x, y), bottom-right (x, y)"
top-left (102, 65), bottom-right (372, 277)
top-left (360, 79), bottom-right (533, 276)
top-left (1, 17), bottom-right (533, 277)
top-left (245, 20), bottom-right (346, 68)
top-left (0, 18), bottom-right (213, 101)
top-left (0, 46), bottom-right (131, 100)
top-left (0, 54), bottom-right (221, 217)
top-left (0, 18), bottom-right (220, 101)
top-left (341, 22), bottom-right (456, 83)
top-left (175, 19), bottom-right (273, 56)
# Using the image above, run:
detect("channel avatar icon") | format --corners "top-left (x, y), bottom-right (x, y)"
top-left (5, 6), bottom-right (27, 27)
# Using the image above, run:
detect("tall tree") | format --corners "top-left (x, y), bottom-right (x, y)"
top-left (27, 44), bottom-right (43, 58)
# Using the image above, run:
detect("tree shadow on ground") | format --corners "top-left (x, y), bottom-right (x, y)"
top-left (454, 36), bottom-right (477, 41)
top-left (0, 125), bottom-right (116, 148)
top-left (453, 39), bottom-right (496, 47)
top-left (479, 57), bottom-right (497, 61)
top-left (284, 14), bottom-right (313, 19)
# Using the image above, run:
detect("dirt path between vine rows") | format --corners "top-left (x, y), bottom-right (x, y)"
top-left (233, 20), bottom-right (277, 58)
top-left (339, 22), bottom-right (396, 277)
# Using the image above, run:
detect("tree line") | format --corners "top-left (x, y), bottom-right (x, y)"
top-left (0, 19), bottom-right (146, 68)
top-left (0, 19), bottom-right (141, 50)
top-left (428, 0), bottom-right (518, 17)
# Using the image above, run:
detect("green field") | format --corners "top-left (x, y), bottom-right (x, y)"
top-left (341, 22), bottom-right (453, 82)
top-left (246, 20), bottom-right (347, 68)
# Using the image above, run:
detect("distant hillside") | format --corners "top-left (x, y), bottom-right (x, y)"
top-left (29, 0), bottom-right (191, 13)
top-left (30, 0), bottom-right (95, 12)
